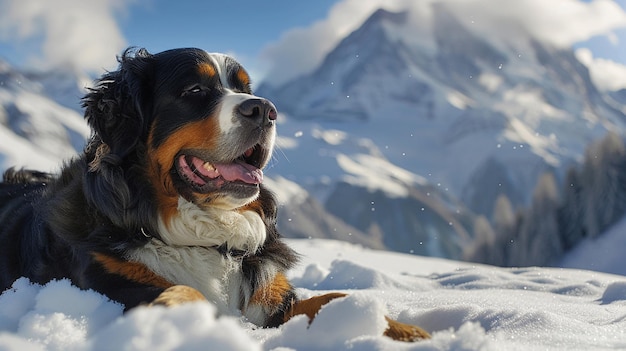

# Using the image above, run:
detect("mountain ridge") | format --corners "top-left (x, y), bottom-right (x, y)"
top-left (258, 6), bottom-right (626, 211)
top-left (2, 5), bottom-right (626, 262)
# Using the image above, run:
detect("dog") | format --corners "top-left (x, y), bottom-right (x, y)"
top-left (0, 48), bottom-right (429, 341)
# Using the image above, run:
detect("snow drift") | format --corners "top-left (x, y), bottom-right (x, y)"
top-left (0, 239), bottom-right (625, 351)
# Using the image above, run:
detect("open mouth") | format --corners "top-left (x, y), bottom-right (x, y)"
top-left (175, 145), bottom-right (266, 193)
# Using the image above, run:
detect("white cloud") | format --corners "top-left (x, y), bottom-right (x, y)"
top-left (448, 0), bottom-right (626, 47)
top-left (0, 0), bottom-right (130, 74)
top-left (576, 48), bottom-right (626, 91)
top-left (259, 0), bottom-right (412, 85)
top-left (259, 0), bottom-right (626, 86)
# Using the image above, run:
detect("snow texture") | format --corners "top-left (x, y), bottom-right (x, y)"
top-left (0, 239), bottom-right (625, 351)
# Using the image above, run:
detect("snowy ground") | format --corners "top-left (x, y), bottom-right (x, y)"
top-left (560, 217), bottom-right (626, 277)
top-left (0, 238), bottom-right (625, 351)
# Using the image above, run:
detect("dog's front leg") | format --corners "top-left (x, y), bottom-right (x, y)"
top-left (284, 293), bottom-right (431, 342)
top-left (150, 285), bottom-right (206, 307)
top-left (283, 292), bottom-right (348, 321)
top-left (383, 316), bottom-right (431, 341)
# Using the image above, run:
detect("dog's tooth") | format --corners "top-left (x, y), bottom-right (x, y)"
top-left (203, 162), bottom-right (217, 172)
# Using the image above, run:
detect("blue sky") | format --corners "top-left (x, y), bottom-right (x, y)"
top-left (0, 0), bottom-right (625, 89)
top-left (120, 0), bottom-right (338, 61)
top-left (576, 0), bottom-right (626, 63)
top-left (0, 0), bottom-right (340, 82)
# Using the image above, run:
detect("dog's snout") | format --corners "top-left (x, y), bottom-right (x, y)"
top-left (237, 98), bottom-right (277, 124)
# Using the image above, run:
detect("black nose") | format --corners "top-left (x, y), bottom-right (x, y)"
top-left (237, 98), bottom-right (277, 125)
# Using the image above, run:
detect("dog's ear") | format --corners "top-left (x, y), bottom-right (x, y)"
top-left (82, 48), bottom-right (154, 161)
top-left (81, 48), bottom-right (159, 234)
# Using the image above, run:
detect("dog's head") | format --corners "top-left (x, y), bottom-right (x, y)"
top-left (82, 48), bottom-right (277, 245)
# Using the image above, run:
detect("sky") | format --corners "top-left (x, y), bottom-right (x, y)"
top-left (0, 0), bottom-right (626, 89)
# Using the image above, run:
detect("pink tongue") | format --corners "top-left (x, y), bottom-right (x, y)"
top-left (214, 161), bottom-right (263, 184)
top-left (190, 156), bottom-right (263, 184)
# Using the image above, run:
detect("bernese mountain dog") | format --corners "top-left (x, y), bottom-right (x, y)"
top-left (0, 48), bottom-right (429, 341)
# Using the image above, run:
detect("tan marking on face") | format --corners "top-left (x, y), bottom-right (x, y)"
top-left (238, 197), bottom-right (265, 218)
top-left (198, 63), bottom-right (216, 78)
top-left (236, 68), bottom-right (250, 87)
top-left (147, 116), bottom-right (220, 223)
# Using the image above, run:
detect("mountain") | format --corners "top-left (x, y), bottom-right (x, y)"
top-left (258, 5), bottom-right (626, 258)
top-left (264, 176), bottom-right (385, 250)
top-left (2, 4), bottom-right (626, 262)
top-left (0, 59), bottom-right (90, 172)
top-left (264, 120), bottom-right (475, 257)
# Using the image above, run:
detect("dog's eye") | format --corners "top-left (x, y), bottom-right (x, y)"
top-left (181, 85), bottom-right (205, 97)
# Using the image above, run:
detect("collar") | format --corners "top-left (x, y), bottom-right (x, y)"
top-left (140, 227), bottom-right (249, 259)
top-left (213, 244), bottom-right (249, 258)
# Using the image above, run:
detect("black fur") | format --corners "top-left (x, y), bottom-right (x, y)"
top-left (0, 48), bottom-right (298, 320)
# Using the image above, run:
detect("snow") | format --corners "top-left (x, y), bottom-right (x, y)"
top-left (560, 216), bottom-right (626, 277)
top-left (263, 176), bottom-right (309, 206)
top-left (337, 153), bottom-right (425, 198)
top-left (311, 128), bottom-right (347, 146)
top-left (0, 80), bottom-right (90, 173)
top-left (1, 239), bottom-right (625, 351)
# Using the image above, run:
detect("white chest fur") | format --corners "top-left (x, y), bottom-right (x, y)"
top-left (128, 197), bottom-right (271, 318)
top-left (127, 240), bottom-right (245, 315)
top-left (158, 197), bottom-right (267, 253)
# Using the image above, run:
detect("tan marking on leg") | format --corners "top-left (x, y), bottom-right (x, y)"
top-left (284, 291), bottom-right (430, 342)
top-left (249, 272), bottom-right (292, 308)
top-left (384, 316), bottom-right (431, 341)
top-left (151, 285), bottom-right (206, 307)
top-left (92, 252), bottom-right (173, 289)
top-left (284, 292), bottom-right (347, 323)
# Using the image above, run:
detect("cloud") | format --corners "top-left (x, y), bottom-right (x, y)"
top-left (447, 0), bottom-right (626, 47)
top-left (576, 48), bottom-right (626, 91)
top-left (0, 0), bottom-right (130, 74)
top-left (258, 0), bottom-right (410, 85)
top-left (259, 0), bottom-right (626, 86)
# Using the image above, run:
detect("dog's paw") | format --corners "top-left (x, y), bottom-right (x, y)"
top-left (286, 293), bottom-right (430, 342)
top-left (384, 316), bottom-right (430, 342)
top-left (285, 292), bottom-right (348, 322)
top-left (151, 285), bottom-right (206, 307)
